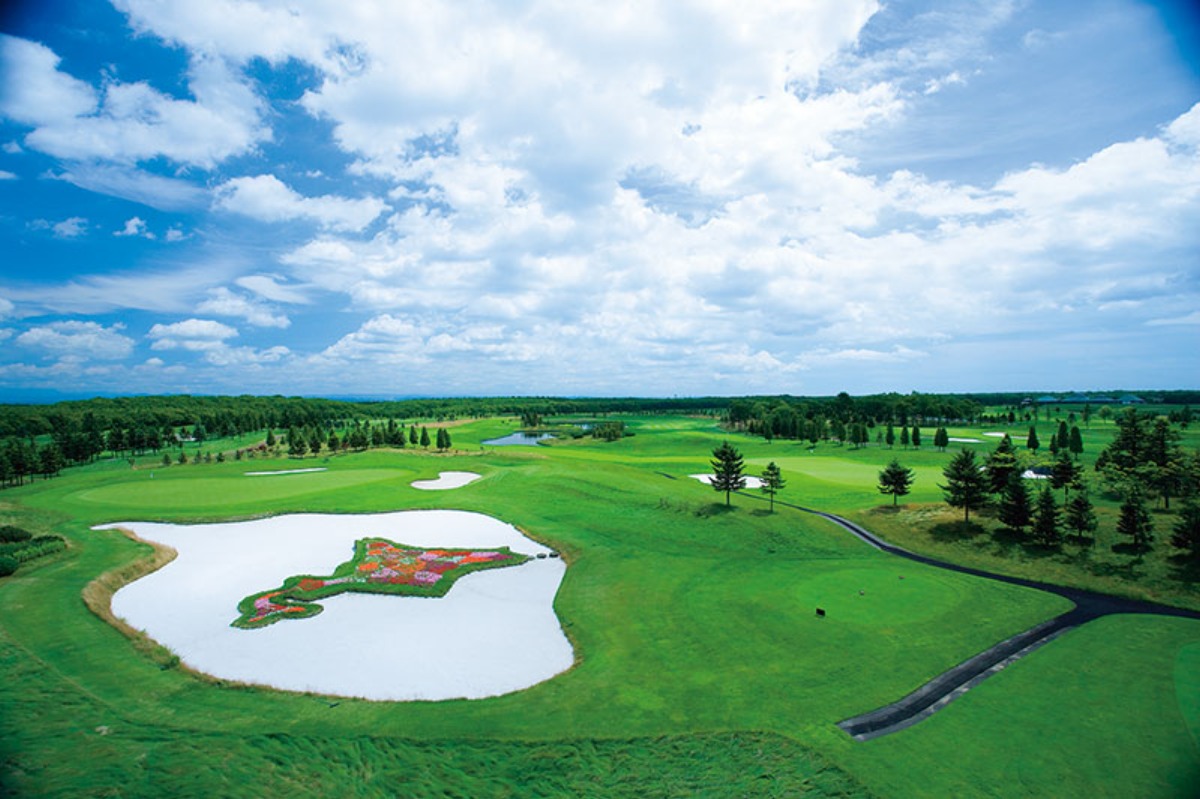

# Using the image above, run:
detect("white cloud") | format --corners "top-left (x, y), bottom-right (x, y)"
top-left (0, 298), bottom-right (14, 320)
top-left (1, 35), bottom-right (267, 169)
top-left (213, 174), bottom-right (387, 231)
top-left (147, 318), bottom-right (239, 351)
top-left (196, 287), bottom-right (290, 328)
top-left (50, 217), bottom-right (88, 238)
top-left (15, 320), bottom-right (135, 360)
top-left (0, 169), bottom-right (16, 180)
top-left (114, 217), bottom-right (154, 239)
top-left (52, 164), bottom-right (206, 211)
top-left (235, 274), bottom-right (312, 305)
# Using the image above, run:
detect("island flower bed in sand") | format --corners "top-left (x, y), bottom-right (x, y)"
top-left (234, 538), bottom-right (527, 628)
top-left (96, 511), bottom-right (573, 701)
top-left (411, 471), bottom-right (481, 490)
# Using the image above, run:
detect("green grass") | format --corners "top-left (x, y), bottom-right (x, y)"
top-left (0, 413), bottom-right (1197, 797)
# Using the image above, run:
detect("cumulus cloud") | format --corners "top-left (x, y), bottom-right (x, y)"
top-left (114, 217), bottom-right (154, 238)
top-left (34, 217), bottom-right (89, 238)
top-left (147, 318), bottom-right (239, 351)
top-left (16, 320), bottom-right (135, 360)
top-left (0, 34), bottom-right (267, 168)
top-left (196, 287), bottom-right (290, 328)
top-left (213, 174), bottom-right (387, 231)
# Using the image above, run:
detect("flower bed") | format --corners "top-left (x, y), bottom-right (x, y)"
top-left (233, 538), bottom-right (530, 629)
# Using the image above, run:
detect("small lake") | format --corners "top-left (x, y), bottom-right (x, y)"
top-left (482, 432), bottom-right (554, 446)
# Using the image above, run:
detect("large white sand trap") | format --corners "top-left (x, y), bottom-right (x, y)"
top-left (244, 467), bottom-right (328, 476)
top-left (948, 437), bottom-right (981, 443)
top-left (411, 471), bottom-right (482, 490)
top-left (96, 511), bottom-right (573, 701)
top-left (689, 473), bottom-right (765, 489)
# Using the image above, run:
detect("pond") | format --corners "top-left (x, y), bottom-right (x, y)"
top-left (482, 432), bottom-right (555, 446)
top-left (97, 510), bottom-right (573, 701)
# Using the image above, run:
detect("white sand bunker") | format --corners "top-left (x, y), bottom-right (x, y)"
top-left (689, 473), bottom-right (765, 489)
top-left (948, 437), bottom-right (981, 443)
top-left (411, 471), bottom-right (481, 490)
top-left (983, 432), bottom-right (1012, 438)
top-left (96, 511), bottom-right (573, 701)
top-left (245, 467), bottom-right (328, 476)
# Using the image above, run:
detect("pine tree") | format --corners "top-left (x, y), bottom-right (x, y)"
top-left (1064, 482), bottom-right (1098, 544)
top-left (985, 434), bottom-right (1019, 495)
top-left (409, 425), bottom-right (419, 446)
top-left (1056, 421), bottom-right (1070, 452)
top-left (1026, 426), bottom-right (1040, 452)
top-left (878, 458), bottom-right (915, 506)
top-left (940, 449), bottom-right (988, 522)
top-left (1031, 485), bottom-right (1061, 546)
top-left (760, 461), bottom-right (785, 512)
top-left (420, 427), bottom-right (431, 448)
top-left (1117, 486), bottom-right (1154, 550)
top-left (1169, 499), bottom-right (1200, 560)
top-left (289, 430), bottom-right (308, 458)
top-left (1050, 451), bottom-right (1081, 502)
top-left (998, 472), bottom-right (1033, 535)
top-left (1069, 425), bottom-right (1084, 460)
top-left (900, 426), bottom-right (910, 449)
top-left (911, 426), bottom-right (921, 449)
top-left (710, 441), bottom-right (746, 507)
top-left (885, 423), bottom-right (895, 449)
top-left (933, 427), bottom-right (949, 451)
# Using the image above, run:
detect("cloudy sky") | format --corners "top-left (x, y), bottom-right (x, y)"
top-left (0, 0), bottom-right (1197, 400)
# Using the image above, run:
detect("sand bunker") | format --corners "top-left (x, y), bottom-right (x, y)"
top-left (948, 437), bottom-right (981, 443)
top-left (411, 471), bottom-right (482, 490)
top-left (690, 473), bottom-right (765, 489)
top-left (97, 511), bottom-right (573, 701)
top-left (983, 432), bottom-right (1011, 438)
top-left (245, 467), bottom-right (328, 476)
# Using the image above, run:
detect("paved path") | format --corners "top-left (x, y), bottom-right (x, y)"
top-left (735, 491), bottom-right (1200, 741)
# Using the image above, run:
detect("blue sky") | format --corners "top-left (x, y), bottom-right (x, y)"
top-left (0, 0), bottom-right (1197, 400)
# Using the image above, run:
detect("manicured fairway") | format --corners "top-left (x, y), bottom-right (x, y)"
top-left (1, 414), bottom-right (1197, 797)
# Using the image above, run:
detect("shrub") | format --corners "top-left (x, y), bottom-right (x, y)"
top-left (0, 554), bottom-right (17, 577)
top-left (0, 525), bottom-right (32, 543)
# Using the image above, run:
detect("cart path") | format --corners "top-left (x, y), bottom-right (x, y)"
top-left (734, 491), bottom-right (1200, 741)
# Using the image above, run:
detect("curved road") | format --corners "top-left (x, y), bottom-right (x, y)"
top-left (737, 491), bottom-right (1200, 742)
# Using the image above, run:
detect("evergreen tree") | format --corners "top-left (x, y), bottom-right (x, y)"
top-left (710, 441), bottom-right (746, 507)
top-left (1050, 451), bottom-right (1081, 502)
top-left (266, 428), bottom-right (276, 448)
top-left (1117, 486), bottom-right (1154, 550)
top-left (933, 427), bottom-right (949, 451)
top-left (940, 449), bottom-right (988, 522)
top-left (436, 427), bottom-right (451, 451)
top-left (760, 461), bottom-right (785, 512)
top-left (998, 472), bottom-right (1033, 535)
top-left (289, 430), bottom-right (308, 458)
top-left (1056, 421), bottom-right (1070, 452)
top-left (1026, 426), bottom-right (1040, 452)
top-left (1031, 485), bottom-right (1061, 546)
top-left (985, 434), bottom-right (1019, 494)
top-left (885, 423), bottom-right (895, 448)
top-left (911, 426), bottom-right (921, 449)
top-left (420, 427), bottom-right (431, 448)
top-left (1069, 425), bottom-right (1084, 460)
top-left (900, 426), bottom-right (910, 449)
top-left (327, 430), bottom-right (340, 452)
top-left (1064, 482), bottom-right (1098, 544)
top-left (878, 458), bottom-right (915, 506)
top-left (1169, 499), bottom-right (1200, 560)
top-left (162, 453), bottom-right (172, 467)
top-left (409, 425), bottom-right (419, 446)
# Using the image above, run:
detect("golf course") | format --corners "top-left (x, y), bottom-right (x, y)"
top-left (1, 412), bottom-right (1198, 797)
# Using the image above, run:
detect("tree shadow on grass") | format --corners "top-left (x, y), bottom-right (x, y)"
top-left (930, 521), bottom-right (987, 543)
top-left (1166, 553), bottom-right (1200, 584)
top-left (695, 503), bottom-right (736, 518)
